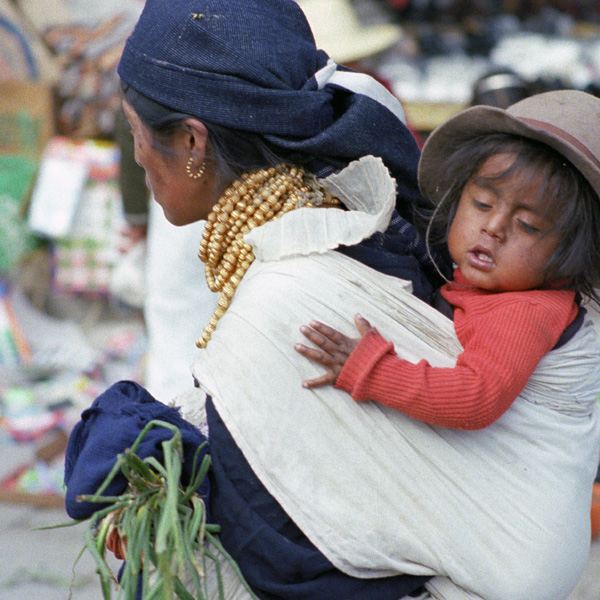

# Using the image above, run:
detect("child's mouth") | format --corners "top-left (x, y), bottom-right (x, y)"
top-left (468, 249), bottom-right (495, 269)
top-left (474, 251), bottom-right (493, 263)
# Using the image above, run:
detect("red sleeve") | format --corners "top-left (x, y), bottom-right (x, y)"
top-left (335, 297), bottom-right (576, 430)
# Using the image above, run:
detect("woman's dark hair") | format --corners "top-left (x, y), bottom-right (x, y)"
top-left (122, 82), bottom-right (318, 192)
top-left (142, 113), bottom-right (307, 190)
top-left (423, 133), bottom-right (600, 305)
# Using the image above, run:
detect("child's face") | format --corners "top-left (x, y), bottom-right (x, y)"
top-left (447, 153), bottom-right (562, 292)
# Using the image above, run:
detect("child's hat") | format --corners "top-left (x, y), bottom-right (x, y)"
top-left (418, 89), bottom-right (600, 204)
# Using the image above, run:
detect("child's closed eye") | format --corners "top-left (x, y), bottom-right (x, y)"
top-left (471, 198), bottom-right (492, 210)
top-left (517, 219), bottom-right (541, 234)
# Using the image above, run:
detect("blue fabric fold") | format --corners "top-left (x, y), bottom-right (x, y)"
top-left (338, 210), bottom-right (450, 304)
top-left (64, 380), bottom-right (209, 520)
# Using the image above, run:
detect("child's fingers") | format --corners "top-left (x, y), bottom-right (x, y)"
top-left (301, 371), bottom-right (338, 389)
top-left (299, 324), bottom-right (338, 352)
top-left (295, 342), bottom-right (331, 366)
top-left (295, 342), bottom-right (338, 387)
top-left (307, 320), bottom-right (348, 344)
top-left (354, 313), bottom-right (374, 336)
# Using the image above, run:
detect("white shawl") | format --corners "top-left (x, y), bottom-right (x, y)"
top-left (181, 157), bottom-right (600, 600)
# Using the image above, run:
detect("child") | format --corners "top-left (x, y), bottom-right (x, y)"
top-left (296, 89), bottom-right (600, 431)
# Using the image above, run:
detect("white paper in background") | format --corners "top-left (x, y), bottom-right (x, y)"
top-left (27, 156), bottom-right (88, 238)
top-left (18, 0), bottom-right (144, 29)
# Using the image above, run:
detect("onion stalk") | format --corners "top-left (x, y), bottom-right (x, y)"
top-left (74, 419), bottom-right (257, 600)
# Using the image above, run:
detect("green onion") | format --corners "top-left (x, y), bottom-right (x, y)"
top-left (72, 420), bottom-right (258, 600)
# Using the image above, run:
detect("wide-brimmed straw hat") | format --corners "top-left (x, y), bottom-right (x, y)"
top-left (298, 0), bottom-right (402, 64)
top-left (418, 89), bottom-right (600, 205)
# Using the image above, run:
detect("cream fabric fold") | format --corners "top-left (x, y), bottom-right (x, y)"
top-left (178, 157), bottom-right (600, 600)
top-left (314, 58), bottom-right (407, 124)
top-left (244, 155), bottom-right (396, 261)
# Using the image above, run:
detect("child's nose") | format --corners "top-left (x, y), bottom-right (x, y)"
top-left (482, 212), bottom-right (507, 240)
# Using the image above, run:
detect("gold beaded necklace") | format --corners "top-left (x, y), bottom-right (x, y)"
top-left (196, 163), bottom-right (339, 348)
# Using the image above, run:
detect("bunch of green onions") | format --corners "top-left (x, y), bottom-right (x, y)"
top-left (72, 420), bottom-right (257, 600)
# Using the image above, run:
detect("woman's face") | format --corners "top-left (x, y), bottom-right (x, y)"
top-left (447, 153), bottom-right (562, 292)
top-left (122, 99), bottom-right (217, 225)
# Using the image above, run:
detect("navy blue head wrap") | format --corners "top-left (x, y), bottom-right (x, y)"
top-left (117, 0), bottom-right (426, 217)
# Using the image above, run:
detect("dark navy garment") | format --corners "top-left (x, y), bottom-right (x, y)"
top-left (64, 380), bottom-right (210, 521)
top-left (338, 210), bottom-right (449, 305)
top-left (206, 399), bottom-right (429, 600)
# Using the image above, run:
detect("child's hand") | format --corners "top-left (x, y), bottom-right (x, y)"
top-left (295, 314), bottom-right (373, 388)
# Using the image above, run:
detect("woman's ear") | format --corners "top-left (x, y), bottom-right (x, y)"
top-left (182, 118), bottom-right (209, 162)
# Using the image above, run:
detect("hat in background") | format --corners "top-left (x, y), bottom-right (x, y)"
top-left (418, 89), bottom-right (600, 204)
top-left (297, 0), bottom-right (402, 64)
top-left (471, 68), bottom-right (531, 109)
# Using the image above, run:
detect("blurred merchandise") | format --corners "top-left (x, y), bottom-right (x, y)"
top-left (0, 282), bottom-right (30, 366)
top-left (298, 0), bottom-right (403, 64)
top-left (0, 386), bottom-right (65, 442)
top-left (0, 80), bottom-right (55, 274)
top-left (0, 458), bottom-right (65, 507)
top-left (17, 0), bottom-right (143, 138)
top-left (0, 80), bottom-right (55, 157)
top-left (27, 136), bottom-right (126, 296)
top-left (471, 68), bottom-right (531, 107)
top-left (0, 155), bottom-right (39, 274)
top-left (0, 0), bottom-right (58, 81)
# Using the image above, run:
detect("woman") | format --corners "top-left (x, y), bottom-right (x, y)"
top-left (64, 1), bottom-right (600, 599)
top-left (68, 0), bottom-right (436, 598)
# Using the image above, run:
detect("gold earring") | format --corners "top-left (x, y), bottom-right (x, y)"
top-left (186, 156), bottom-right (205, 180)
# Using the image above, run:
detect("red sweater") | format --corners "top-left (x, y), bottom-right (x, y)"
top-left (335, 271), bottom-right (578, 430)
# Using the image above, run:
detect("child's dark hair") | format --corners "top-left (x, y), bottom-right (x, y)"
top-left (423, 133), bottom-right (600, 306)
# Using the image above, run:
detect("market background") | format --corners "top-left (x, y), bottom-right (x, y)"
top-left (0, 0), bottom-right (599, 598)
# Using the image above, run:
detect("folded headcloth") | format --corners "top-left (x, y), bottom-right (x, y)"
top-left (117, 0), bottom-right (425, 217)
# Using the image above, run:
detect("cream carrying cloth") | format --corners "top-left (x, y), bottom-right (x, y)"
top-left (180, 157), bottom-right (600, 600)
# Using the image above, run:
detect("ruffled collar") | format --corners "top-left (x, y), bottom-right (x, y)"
top-left (244, 155), bottom-right (396, 261)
